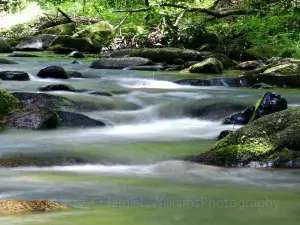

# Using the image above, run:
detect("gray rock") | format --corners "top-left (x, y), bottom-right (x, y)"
top-left (89, 57), bottom-right (153, 69)
top-left (56, 111), bottom-right (105, 127)
top-left (0, 58), bottom-right (18, 64)
top-left (0, 71), bottom-right (30, 81)
top-left (0, 38), bottom-right (13, 53)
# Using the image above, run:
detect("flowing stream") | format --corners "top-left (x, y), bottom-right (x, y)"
top-left (1, 56), bottom-right (300, 225)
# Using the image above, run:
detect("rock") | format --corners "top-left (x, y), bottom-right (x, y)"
top-left (68, 51), bottom-right (85, 58)
top-left (73, 21), bottom-right (114, 44)
top-left (102, 49), bottom-right (132, 58)
top-left (89, 91), bottom-right (113, 97)
top-left (40, 22), bottom-right (80, 36)
top-left (0, 200), bottom-right (70, 214)
top-left (188, 57), bottom-right (223, 74)
top-left (183, 61), bottom-right (200, 68)
top-left (71, 60), bottom-right (83, 64)
top-left (242, 45), bottom-right (273, 60)
top-left (185, 107), bottom-right (300, 168)
top-left (263, 63), bottom-right (300, 75)
top-left (89, 57), bottom-right (153, 69)
top-left (218, 130), bottom-right (232, 140)
top-left (250, 83), bottom-right (273, 89)
top-left (226, 39), bottom-right (248, 60)
top-left (0, 38), bottom-right (13, 53)
top-left (174, 78), bottom-right (241, 87)
top-left (3, 104), bottom-right (58, 129)
top-left (7, 53), bottom-right (38, 57)
top-left (223, 92), bottom-right (287, 125)
top-left (0, 58), bottom-right (18, 64)
top-left (15, 37), bottom-right (44, 51)
top-left (129, 48), bottom-right (202, 64)
top-left (39, 84), bottom-right (76, 92)
top-left (205, 53), bottom-right (237, 69)
top-left (66, 70), bottom-right (84, 78)
top-left (223, 106), bottom-right (255, 125)
top-left (172, 58), bottom-right (185, 65)
top-left (12, 92), bottom-right (102, 112)
top-left (236, 60), bottom-right (263, 70)
top-left (123, 65), bottom-right (164, 71)
top-left (37, 65), bottom-right (69, 79)
top-left (54, 46), bottom-right (77, 54)
top-left (56, 111), bottom-right (105, 127)
top-left (0, 88), bottom-right (19, 115)
top-left (0, 71), bottom-right (30, 81)
top-left (49, 35), bottom-right (102, 53)
top-left (266, 57), bottom-right (283, 64)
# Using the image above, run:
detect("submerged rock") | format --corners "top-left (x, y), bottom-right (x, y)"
top-left (37, 65), bottom-right (69, 79)
top-left (89, 91), bottom-right (113, 97)
top-left (66, 70), bottom-right (84, 78)
top-left (89, 57), bottom-right (153, 69)
top-left (0, 200), bottom-right (70, 214)
top-left (0, 71), bottom-right (30, 81)
top-left (185, 107), bottom-right (300, 168)
top-left (188, 57), bottom-right (223, 74)
top-left (39, 84), bottom-right (76, 92)
top-left (0, 38), bottom-right (13, 53)
top-left (250, 83), bottom-right (273, 89)
top-left (174, 78), bottom-right (240, 87)
top-left (56, 111), bottom-right (105, 127)
top-left (0, 58), bottom-right (18, 64)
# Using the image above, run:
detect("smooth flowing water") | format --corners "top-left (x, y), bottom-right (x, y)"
top-left (1, 56), bottom-right (300, 225)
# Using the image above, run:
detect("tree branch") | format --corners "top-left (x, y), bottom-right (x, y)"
top-left (113, 12), bottom-right (132, 31)
top-left (57, 8), bottom-right (72, 22)
top-left (114, 7), bottom-right (151, 13)
top-left (174, 9), bottom-right (188, 27)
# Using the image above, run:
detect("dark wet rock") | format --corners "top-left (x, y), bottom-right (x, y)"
top-left (49, 35), bottom-right (102, 53)
top-left (174, 78), bottom-right (241, 87)
top-left (0, 58), bottom-right (18, 64)
top-left (188, 58), bottom-right (223, 74)
top-left (0, 38), bottom-right (13, 53)
top-left (54, 47), bottom-right (77, 54)
top-left (12, 92), bottom-right (101, 112)
top-left (89, 91), bottom-right (113, 97)
top-left (183, 61), bottom-right (200, 68)
top-left (172, 58), bottom-right (185, 65)
top-left (218, 130), bottom-right (232, 140)
top-left (71, 60), bottom-right (83, 64)
top-left (68, 51), bottom-right (85, 58)
top-left (89, 57), bottom-right (153, 69)
top-left (39, 84), bottom-right (76, 92)
top-left (7, 53), bottom-right (38, 57)
top-left (102, 49), bottom-right (132, 58)
top-left (37, 65), bottom-right (69, 79)
top-left (185, 107), bottom-right (300, 168)
top-left (2, 104), bottom-right (58, 129)
top-left (15, 37), bottom-right (44, 51)
top-left (223, 106), bottom-right (255, 125)
top-left (236, 60), bottom-right (263, 70)
top-left (226, 39), bottom-right (248, 60)
top-left (204, 53), bottom-right (237, 69)
top-left (187, 103), bottom-right (249, 121)
top-left (223, 92), bottom-right (287, 125)
top-left (129, 48), bottom-right (202, 63)
top-left (250, 83), bottom-right (273, 89)
top-left (66, 70), bottom-right (84, 78)
top-left (0, 71), bottom-right (30, 81)
top-left (123, 65), bottom-right (164, 71)
top-left (56, 111), bottom-right (105, 127)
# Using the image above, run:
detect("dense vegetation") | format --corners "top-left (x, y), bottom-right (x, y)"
top-left (1, 0), bottom-right (300, 57)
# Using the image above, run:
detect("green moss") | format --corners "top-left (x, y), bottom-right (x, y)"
top-left (249, 95), bottom-right (263, 122)
top-left (263, 63), bottom-right (300, 75)
top-left (0, 88), bottom-right (19, 115)
top-left (243, 45), bottom-right (274, 60)
top-left (189, 57), bottom-right (223, 74)
top-left (40, 23), bottom-right (84, 36)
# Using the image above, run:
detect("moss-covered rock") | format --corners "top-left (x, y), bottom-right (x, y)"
top-left (73, 21), bottom-right (114, 44)
top-left (40, 23), bottom-right (83, 36)
top-left (263, 63), bottom-right (300, 75)
top-left (89, 57), bottom-right (153, 69)
top-left (205, 53), bottom-right (237, 69)
top-left (129, 48), bottom-right (201, 63)
top-left (0, 89), bottom-right (19, 115)
top-left (0, 38), bottom-right (12, 53)
top-left (188, 57), bottom-right (223, 74)
top-left (186, 107), bottom-right (300, 168)
top-left (49, 35), bottom-right (102, 53)
top-left (242, 45), bottom-right (274, 60)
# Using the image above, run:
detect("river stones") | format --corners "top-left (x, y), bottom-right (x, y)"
top-left (56, 111), bottom-right (105, 127)
top-left (0, 200), bottom-right (70, 214)
top-left (0, 58), bottom-right (18, 64)
top-left (0, 38), bottom-right (13, 53)
top-left (223, 92), bottom-right (287, 125)
top-left (37, 65), bottom-right (69, 79)
top-left (188, 57), bottom-right (223, 74)
top-left (39, 84), bottom-right (76, 92)
top-left (89, 57), bottom-right (153, 69)
top-left (185, 107), bottom-right (300, 168)
top-left (0, 71), bottom-right (30, 81)
top-left (66, 70), bottom-right (84, 78)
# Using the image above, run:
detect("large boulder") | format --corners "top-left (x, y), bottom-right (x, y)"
top-left (129, 48), bottom-right (202, 64)
top-left (40, 23), bottom-right (81, 36)
top-left (188, 57), bottom-right (223, 74)
top-left (0, 71), bottom-right (30, 81)
top-left (186, 107), bottom-right (300, 168)
top-left (223, 92), bottom-right (287, 125)
top-left (89, 57), bottom-right (153, 69)
top-left (73, 21), bottom-right (114, 44)
top-left (0, 38), bottom-right (13, 53)
top-left (263, 63), bottom-right (300, 75)
top-left (236, 60), bottom-right (263, 70)
top-left (15, 35), bottom-right (57, 51)
top-left (49, 35), bottom-right (102, 53)
top-left (36, 66), bottom-right (69, 79)
top-left (56, 111), bottom-right (105, 127)
top-left (204, 53), bottom-right (237, 69)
